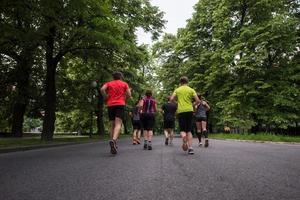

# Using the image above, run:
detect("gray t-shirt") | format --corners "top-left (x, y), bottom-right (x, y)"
top-left (195, 102), bottom-right (207, 118)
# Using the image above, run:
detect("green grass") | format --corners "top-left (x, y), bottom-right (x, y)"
top-left (0, 133), bottom-right (132, 149)
top-left (210, 133), bottom-right (300, 143)
top-left (0, 135), bottom-right (101, 149)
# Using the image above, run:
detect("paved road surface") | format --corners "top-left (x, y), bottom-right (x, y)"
top-left (0, 136), bottom-right (299, 200)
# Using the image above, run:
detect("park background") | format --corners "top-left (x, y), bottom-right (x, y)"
top-left (0, 0), bottom-right (299, 143)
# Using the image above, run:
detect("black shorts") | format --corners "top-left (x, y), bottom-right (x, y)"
top-left (163, 120), bottom-right (175, 129)
top-left (178, 112), bottom-right (193, 132)
top-left (108, 106), bottom-right (125, 121)
top-left (132, 120), bottom-right (141, 130)
top-left (141, 113), bottom-right (155, 131)
top-left (196, 117), bottom-right (207, 122)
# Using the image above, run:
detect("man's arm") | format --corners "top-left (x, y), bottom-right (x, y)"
top-left (193, 102), bottom-right (198, 113)
top-left (100, 84), bottom-right (107, 98)
top-left (126, 87), bottom-right (132, 99)
top-left (193, 94), bottom-right (201, 105)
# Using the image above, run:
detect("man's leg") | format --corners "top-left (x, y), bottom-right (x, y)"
top-left (181, 131), bottom-right (188, 151)
top-left (187, 132), bottom-right (193, 148)
top-left (109, 120), bottom-right (115, 140)
top-left (187, 132), bottom-right (194, 154)
top-left (112, 117), bottom-right (122, 140)
top-left (164, 129), bottom-right (169, 145)
top-left (109, 119), bottom-right (119, 155)
top-left (170, 129), bottom-right (174, 144)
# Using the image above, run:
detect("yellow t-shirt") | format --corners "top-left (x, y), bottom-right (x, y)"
top-left (173, 85), bottom-right (197, 113)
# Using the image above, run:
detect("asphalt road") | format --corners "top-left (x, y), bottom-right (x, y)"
top-left (0, 136), bottom-right (299, 200)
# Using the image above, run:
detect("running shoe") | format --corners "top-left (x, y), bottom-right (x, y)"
top-left (148, 145), bottom-right (152, 150)
top-left (199, 142), bottom-right (203, 147)
top-left (165, 138), bottom-right (169, 145)
top-left (109, 140), bottom-right (117, 154)
top-left (188, 148), bottom-right (194, 155)
top-left (204, 140), bottom-right (209, 147)
top-left (182, 136), bottom-right (188, 151)
top-left (143, 143), bottom-right (147, 150)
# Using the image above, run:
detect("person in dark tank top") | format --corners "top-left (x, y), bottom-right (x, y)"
top-left (129, 100), bottom-right (142, 145)
top-left (161, 96), bottom-right (177, 145)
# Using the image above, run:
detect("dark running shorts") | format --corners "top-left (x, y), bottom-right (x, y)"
top-left (163, 120), bottom-right (175, 129)
top-left (141, 113), bottom-right (155, 131)
top-left (108, 105), bottom-right (125, 121)
top-left (132, 120), bottom-right (141, 130)
top-left (196, 117), bottom-right (207, 122)
top-left (178, 112), bottom-right (193, 132)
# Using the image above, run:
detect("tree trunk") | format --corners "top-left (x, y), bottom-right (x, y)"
top-left (11, 103), bottom-right (26, 137)
top-left (11, 53), bottom-right (33, 137)
top-left (41, 29), bottom-right (58, 141)
top-left (96, 91), bottom-right (105, 137)
top-left (41, 59), bottom-right (57, 141)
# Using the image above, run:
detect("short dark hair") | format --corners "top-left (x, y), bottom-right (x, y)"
top-left (112, 72), bottom-right (123, 80)
top-left (180, 76), bottom-right (188, 84)
top-left (145, 90), bottom-right (152, 97)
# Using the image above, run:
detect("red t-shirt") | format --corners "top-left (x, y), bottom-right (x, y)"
top-left (104, 80), bottom-right (129, 106)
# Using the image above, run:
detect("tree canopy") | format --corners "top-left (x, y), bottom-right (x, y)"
top-left (1, 0), bottom-right (299, 137)
top-left (153, 0), bottom-right (299, 133)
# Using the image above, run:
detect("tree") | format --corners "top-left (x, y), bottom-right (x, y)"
top-left (38, 0), bottom-right (165, 140)
top-left (153, 0), bottom-right (300, 133)
top-left (0, 0), bottom-right (41, 137)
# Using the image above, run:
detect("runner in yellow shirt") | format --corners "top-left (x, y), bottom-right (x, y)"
top-left (170, 76), bottom-right (200, 155)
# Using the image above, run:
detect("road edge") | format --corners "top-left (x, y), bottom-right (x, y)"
top-left (0, 141), bottom-right (100, 154)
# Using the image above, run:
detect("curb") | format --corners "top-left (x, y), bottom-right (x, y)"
top-left (211, 138), bottom-right (300, 145)
top-left (0, 141), bottom-right (99, 154)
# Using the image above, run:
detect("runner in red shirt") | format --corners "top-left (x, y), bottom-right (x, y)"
top-left (100, 72), bottom-right (132, 154)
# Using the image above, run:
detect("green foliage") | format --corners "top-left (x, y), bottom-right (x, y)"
top-left (0, 0), bottom-right (165, 136)
top-left (153, 0), bottom-right (300, 132)
top-left (23, 117), bottom-right (42, 132)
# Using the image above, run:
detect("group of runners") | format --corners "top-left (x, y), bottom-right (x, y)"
top-left (100, 72), bottom-right (210, 155)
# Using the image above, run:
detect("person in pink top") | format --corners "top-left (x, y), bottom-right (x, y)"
top-left (100, 72), bottom-right (132, 154)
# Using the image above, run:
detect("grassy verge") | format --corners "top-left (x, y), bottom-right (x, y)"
top-left (0, 133), bottom-right (133, 149)
top-left (0, 135), bottom-right (99, 149)
top-left (210, 133), bottom-right (300, 143)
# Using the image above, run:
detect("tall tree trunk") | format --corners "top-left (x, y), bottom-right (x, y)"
top-left (41, 28), bottom-right (58, 141)
top-left (96, 92), bottom-right (105, 137)
top-left (11, 102), bottom-right (27, 137)
top-left (41, 59), bottom-right (57, 140)
top-left (11, 52), bottom-right (33, 137)
top-left (11, 102), bottom-right (26, 137)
